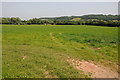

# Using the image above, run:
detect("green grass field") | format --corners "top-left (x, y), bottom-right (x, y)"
top-left (2, 25), bottom-right (118, 78)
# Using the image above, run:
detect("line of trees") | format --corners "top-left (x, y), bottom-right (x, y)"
top-left (0, 15), bottom-right (120, 27)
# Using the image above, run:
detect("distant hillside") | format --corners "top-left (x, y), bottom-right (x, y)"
top-left (80, 15), bottom-right (119, 20)
top-left (41, 14), bottom-right (119, 21)
top-left (1, 14), bottom-right (120, 27)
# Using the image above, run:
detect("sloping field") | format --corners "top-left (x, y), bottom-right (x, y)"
top-left (2, 25), bottom-right (118, 78)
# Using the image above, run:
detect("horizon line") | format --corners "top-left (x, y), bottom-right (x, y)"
top-left (1, 14), bottom-right (119, 20)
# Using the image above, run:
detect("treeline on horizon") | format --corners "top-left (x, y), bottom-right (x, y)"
top-left (1, 14), bottom-right (120, 27)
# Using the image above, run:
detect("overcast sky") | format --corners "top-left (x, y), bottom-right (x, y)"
top-left (1, 0), bottom-right (120, 2)
top-left (2, 2), bottom-right (118, 20)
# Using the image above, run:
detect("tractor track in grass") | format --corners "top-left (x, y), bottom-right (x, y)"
top-left (67, 58), bottom-right (118, 78)
top-left (50, 32), bottom-right (55, 40)
top-left (49, 32), bottom-right (118, 78)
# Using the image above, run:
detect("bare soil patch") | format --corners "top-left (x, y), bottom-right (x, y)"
top-left (67, 58), bottom-right (118, 78)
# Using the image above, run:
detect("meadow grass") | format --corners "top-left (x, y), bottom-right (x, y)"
top-left (2, 25), bottom-right (118, 78)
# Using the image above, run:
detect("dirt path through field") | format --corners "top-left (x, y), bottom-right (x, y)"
top-left (67, 58), bottom-right (118, 78)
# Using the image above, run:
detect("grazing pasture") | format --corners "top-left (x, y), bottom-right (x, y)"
top-left (2, 25), bottom-right (118, 78)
